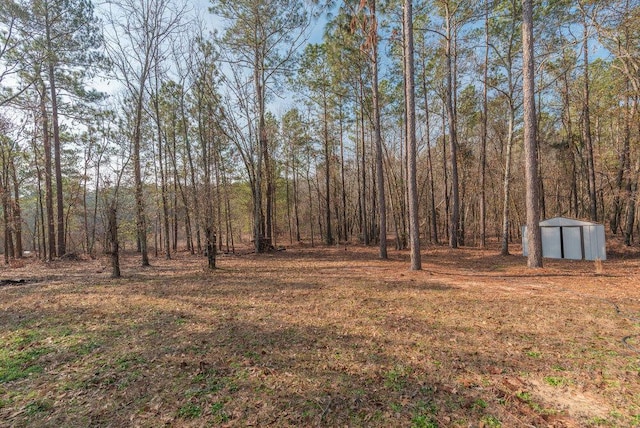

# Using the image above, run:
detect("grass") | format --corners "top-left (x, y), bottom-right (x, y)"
top-left (0, 330), bottom-right (51, 384)
top-left (0, 244), bottom-right (639, 426)
top-left (177, 402), bottom-right (201, 419)
top-left (544, 375), bottom-right (569, 387)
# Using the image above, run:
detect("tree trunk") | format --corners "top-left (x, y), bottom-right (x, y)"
top-left (624, 157), bottom-right (639, 246)
top-left (370, 0), bottom-right (387, 258)
top-left (480, 0), bottom-right (489, 248)
top-left (611, 81), bottom-right (631, 234)
top-left (252, 50), bottom-right (265, 252)
top-left (580, 2), bottom-right (597, 222)
top-left (153, 74), bottom-right (171, 260)
top-left (9, 155), bottom-right (22, 258)
top-left (214, 145), bottom-right (224, 252)
top-left (40, 78), bottom-right (56, 261)
top-left (500, 109), bottom-right (515, 256)
top-left (181, 92), bottom-right (202, 254)
top-left (359, 81), bottom-right (368, 245)
top-left (339, 104), bottom-right (348, 243)
top-left (306, 163), bottom-right (315, 247)
top-left (45, 3), bottom-right (65, 257)
top-left (0, 166), bottom-right (12, 263)
top-left (444, 4), bottom-right (460, 249)
top-left (292, 143), bottom-right (301, 242)
top-left (33, 137), bottom-right (47, 261)
top-left (404, 0), bottom-right (421, 270)
top-left (168, 125), bottom-right (193, 253)
top-left (522, 0), bottom-right (543, 268)
top-left (107, 204), bottom-right (120, 278)
top-left (49, 63), bottom-right (64, 257)
top-left (442, 103), bottom-right (450, 242)
top-left (323, 96), bottom-right (333, 245)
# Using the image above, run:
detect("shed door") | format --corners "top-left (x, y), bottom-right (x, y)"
top-left (562, 227), bottom-right (583, 260)
top-left (541, 227), bottom-right (562, 258)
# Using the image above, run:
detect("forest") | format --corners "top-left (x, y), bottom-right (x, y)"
top-left (2, 1), bottom-right (640, 426)
top-left (0, 0), bottom-right (639, 269)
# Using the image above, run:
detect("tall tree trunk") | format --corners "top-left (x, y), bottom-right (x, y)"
top-left (107, 203), bottom-right (120, 278)
top-left (292, 141), bottom-right (301, 242)
top-left (444, 4), bottom-right (460, 249)
top-left (265, 139), bottom-right (274, 245)
top-left (420, 62), bottom-right (438, 245)
top-left (49, 62), bottom-right (64, 257)
top-left (339, 104), bottom-right (348, 243)
top-left (359, 81), bottom-right (368, 245)
top-left (306, 163), bottom-right (315, 247)
top-left (561, 58), bottom-right (579, 218)
top-left (222, 167), bottom-right (234, 253)
top-left (624, 157), bottom-right (639, 246)
top-left (323, 96), bottom-right (333, 245)
top-left (500, 109), bottom-right (515, 256)
top-left (580, 2), bottom-right (597, 222)
top-left (370, 0), bottom-right (387, 258)
top-left (153, 74), bottom-right (171, 259)
top-left (442, 104), bottom-right (450, 241)
top-left (132, 61), bottom-right (150, 266)
top-left (214, 144), bottom-right (224, 252)
top-left (1, 166), bottom-right (12, 263)
top-left (315, 162), bottom-right (325, 239)
top-left (32, 135), bottom-right (47, 261)
top-left (536, 70), bottom-right (546, 220)
top-left (40, 78), bottom-right (56, 261)
top-left (611, 81), bottom-right (631, 234)
top-left (169, 128), bottom-right (193, 253)
top-left (480, 0), bottom-right (489, 248)
top-left (254, 49), bottom-right (266, 253)
top-left (9, 155), bottom-right (22, 258)
top-left (172, 169), bottom-right (178, 250)
top-left (82, 144), bottom-right (91, 254)
top-left (181, 94), bottom-right (202, 254)
top-left (45, 3), bottom-right (64, 257)
top-left (404, 0), bottom-right (421, 270)
top-left (204, 129), bottom-right (216, 269)
top-left (522, 0), bottom-right (543, 268)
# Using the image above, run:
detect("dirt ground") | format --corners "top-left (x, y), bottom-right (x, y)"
top-left (1, 240), bottom-right (639, 427)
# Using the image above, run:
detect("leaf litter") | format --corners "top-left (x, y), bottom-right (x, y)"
top-left (0, 241), bottom-right (639, 427)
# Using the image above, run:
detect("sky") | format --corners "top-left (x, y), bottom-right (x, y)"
top-left (91, 0), bottom-right (327, 113)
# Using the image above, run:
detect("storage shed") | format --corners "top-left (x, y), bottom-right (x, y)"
top-left (522, 217), bottom-right (606, 261)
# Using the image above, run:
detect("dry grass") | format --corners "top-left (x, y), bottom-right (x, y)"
top-left (1, 241), bottom-right (640, 427)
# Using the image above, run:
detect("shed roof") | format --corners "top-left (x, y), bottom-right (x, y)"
top-left (539, 217), bottom-right (597, 227)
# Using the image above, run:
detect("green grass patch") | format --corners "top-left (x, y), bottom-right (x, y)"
top-left (210, 401), bottom-right (230, 423)
top-left (472, 398), bottom-right (488, 411)
top-left (0, 340), bottom-right (51, 383)
top-left (481, 415), bottom-right (502, 427)
top-left (24, 399), bottom-right (53, 416)
top-left (515, 391), bottom-right (556, 415)
top-left (191, 368), bottom-right (226, 396)
top-left (70, 340), bottom-right (102, 356)
top-left (177, 402), bottom-right (202, 419)
top-left (411, 414), bottom-right (438, 428)
top-left (543, 376), bottom-right (569, 387)
top-left (411, 400), bottom-right (438, 428)
top-left (384, 365), bottom-right (410, 391)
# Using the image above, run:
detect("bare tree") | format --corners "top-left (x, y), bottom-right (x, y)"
top-left (211, 0), bottom-right (311, 252)
top-left (104, 0), bottom-right (188, 266)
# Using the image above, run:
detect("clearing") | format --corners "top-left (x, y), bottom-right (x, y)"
top-left (1, 242), bottom-right (640, 427)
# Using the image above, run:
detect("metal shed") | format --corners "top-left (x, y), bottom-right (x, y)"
top-left (522, 217), bottom-right (606, 261)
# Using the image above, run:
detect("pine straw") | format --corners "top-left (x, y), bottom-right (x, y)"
top-left (1, 242), bottom-right (639, 427)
